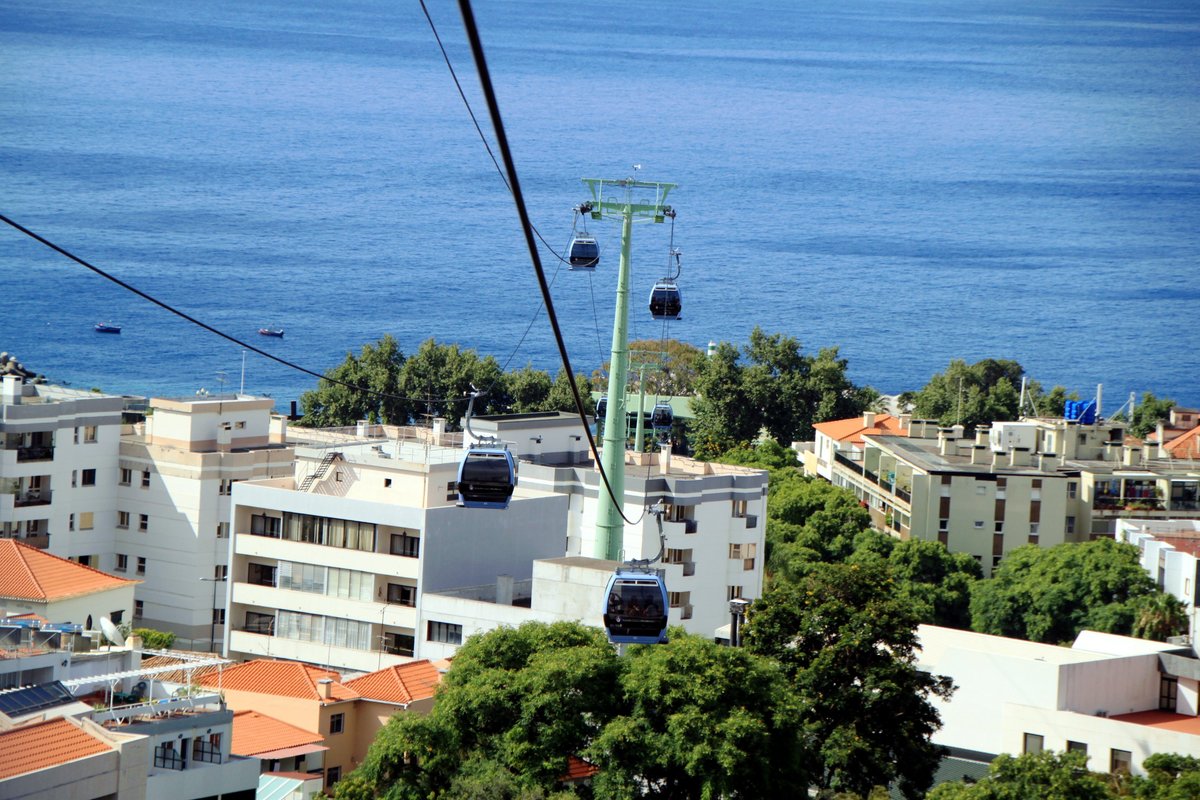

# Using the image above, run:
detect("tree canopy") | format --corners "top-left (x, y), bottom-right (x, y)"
top-left (901, 358), bottom-right (1026, 428)
top-left (691, 328), bottom-right (876, 458)
top-left (1111, 392), bottom-right (1176, 439)
top-left (969, 538), bottom-right (1182, 644)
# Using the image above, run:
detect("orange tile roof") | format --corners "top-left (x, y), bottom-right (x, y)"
top-left (560, 755), bottom-right (600, 782)
top-left (230, 710), bottom-right (325, 757)
top-left (0, 540), bottom-right (138, 603)
top-left (198, 659), bottom-right (359, 703)
top-left (344, 660), bottom-right (441, 705)
top-left (813, 414), bottom-right (908, 445)
top-left (1164, 425), bottom-right (1200, 459)
top-left (1108, 710), bottom-right (1200, 735)
top-left (0, 717), bottom-right (113, 779)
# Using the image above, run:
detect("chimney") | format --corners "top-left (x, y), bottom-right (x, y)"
top-left (1010, 447), bottom-right (1030, 467)
top-left (1122, 445), bottom-right (1142, 467)
top-left (951, 424), bottom-right (965, 440)
top-left (356, 419), bottom-right (369, 437)
top-left (971, 445), bottom-right (986, 465)
top-left (863, 411), bottom-right (876, 429)
top-left (1, 375), bottom-right (20, 405)
top-left (938, 428), bottom-right (954, 456)
top-left (660, 442), bottom-right (673, 475)
top-left (217, 423), bottom-right (232, 453)
top-left (898, 413), bottom-right (911, 431)
top-left (975, 425), bottom-right (990, 446)
top-left (496, 574), bottom-right (514, 606)
top-left (317, 678), bottom-right (333, 700)
top-left (1038, 452), bottom-right (1055, 471)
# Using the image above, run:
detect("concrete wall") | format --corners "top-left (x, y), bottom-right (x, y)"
top-left (1058, 655), bottom-right (1161, 716)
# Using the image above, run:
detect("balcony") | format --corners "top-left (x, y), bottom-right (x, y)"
top-left (682, 561), bottom-right (696, 577)
top-left (833, 451), bottom-right (864, 475)
top-left (16, 446), bottom-right (54, 462)
top-left (14, 490), bottom-right (51, 507)
top-left (154, 747), bottom-right (185, 771)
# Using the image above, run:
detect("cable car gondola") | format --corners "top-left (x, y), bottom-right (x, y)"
top-left (456, 447), bottom-right (517, 510)
top-left (603, 570), bottom-right (669, 645)
top-left (650, 402), bottom-right (673, 431)
top-left (568, 233), bottom-right (600, 269)
top-left (648, 281), bottom-right (682, 320)
top-left (595, 396), bottom-right (607, 419)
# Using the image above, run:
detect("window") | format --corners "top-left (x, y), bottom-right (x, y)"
top-left (329, 713), bottom-right (345, 735)
top-left (216, 521), bottom-right (230, 539)
top-left (120, 468), bottom-right (132, 486)
top-left (139, 514), bottom-right (148, 531)
top-left (383, 632), bottom-right (415, 656)
top-left (110, 610), bottom-right (123, 624)
top-left (77, 555), bottom-right (91, 566)
top-left (976, 484), bottom-right (987, 495)
top-left (214, 564), bottom-right (228, 580)
top-left (136, 556), bottom-right (146, 575)
top-left (79, 511), bottom-right (94, 530)
top-left (116, 553), bottom-right (128, 572)
top-left (68, 513), bottom-right (75, 531)
top-left (212, 608), bottom-right (226, 625)
top-left (71, 470), bottom-right (77, 488)
top-left (391, 532), bottom-right (420, 558)
top-left (245, 611), bottom-right (275, 635)
top-left (1030, 522), bottom-right (1040, 535)
top-left (154, 741), bottom-right (183, 770)
top-left (219, 479), bottom-right (232, 496)
top-left (134, 600), bottom-right (143, 620)
top-left (248, 563), bottom-right (277, 587)
top-left (1110, 749), bottom-right (1131, 774)
top-left (141, 470), bottom-right (151, 488)
top-left (1066, 516), bottom-right (1076, 535)
top-left (326, 766), bottom-right (341, 788)
top-left (446, 480), bottom-right (458, 501)
top-left (729, 543), bottom-right (743, 559)
top-left (387, 583), bottom-right (417, 606)
top-left (83, 425), bottom-right (97, 443)
top-left (81, 468), bottom-right (96, 486)
top-left (974, 520), bottom-right (984, 529)
top-left (732, 499), bottom-right (748, 518)
top-left (251, 514), bottom-right (282, 538)
top-left (995, 521), bottom-right (1004, 533)
top-left (384, 478), bottom-right (392, 488)
top-left (1068, 481), bottom-right (1078, 499)
top-left (428, 620), bottom-right (463, 645)
top-left (117, 511), bottom-right (130, 529)
top-left (235, 421), bottom-right (246, 429)
top-left (728, 585), bottom-right (744, 601)
top-left (1160, 676), bottom-right (1178, 712)
top-left (1067, 741), bottom-right (1087, 756)
top-left (938, 518), bottom-right (949, 532)
top-left (1023, 733), bottom-right (1044, 755)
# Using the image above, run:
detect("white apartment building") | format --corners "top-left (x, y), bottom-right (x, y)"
top-left (919, 625), bottom-right (1200, 777)
top-left (1117, 519), bottom-right (1200, 647)
top-left (0, 375), bottom-right (124, 564)
top-left (115, 395), bottom-right (294, 649)
top-left (806, 413), bottom-right (1200, 576)
top-left (227, 413), bottom-right (767, 670)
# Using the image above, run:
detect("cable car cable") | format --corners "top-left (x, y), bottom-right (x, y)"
top-left (456, 0), bottom-right (647, 527)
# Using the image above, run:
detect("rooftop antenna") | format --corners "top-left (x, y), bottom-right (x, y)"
top-left (215, 371), bottom-right (228, 396)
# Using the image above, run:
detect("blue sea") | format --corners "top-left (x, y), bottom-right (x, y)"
top-left (2, 0), bottom-right (1198, 411)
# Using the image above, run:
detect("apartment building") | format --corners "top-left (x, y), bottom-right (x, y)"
top-left (1117, 519), bottom-right (1200, 646)
top-left (115, 395), bottom-right (294, 648)
top-left (226, 412), bottom-right (767, 669)
top-left (919, 625), bottom-right (1200, 777)
top-left (0, 376), bottom-right (124, 563)
top-left (806, 413), bottom-right (1200, 575)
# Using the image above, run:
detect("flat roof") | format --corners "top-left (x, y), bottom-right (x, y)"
top-left (918, 625), bottom-right (1111, 667)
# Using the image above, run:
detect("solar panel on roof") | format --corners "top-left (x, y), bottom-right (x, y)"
top-left (0, 681), bottom-right (75, 716)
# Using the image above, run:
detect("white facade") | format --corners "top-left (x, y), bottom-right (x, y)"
top-left (0, 377), bottom-right (124, 564)
top-left (918, 625), bottom-right (1200, 775)
top-left (1116, 519), bottom-right (1200, 647)
top-left (227, 415), bottom-right (768, 671)
top-left (115, 395), bottom-right (293, 648)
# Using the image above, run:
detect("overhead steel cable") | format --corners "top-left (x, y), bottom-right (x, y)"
top-left (455, 0), bottom-right (645, 527)
top-left (0, 212), bottom-right (471, 408)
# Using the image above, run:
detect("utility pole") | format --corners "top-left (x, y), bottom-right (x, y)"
top-left (584, 176), bottom-right (675, 561)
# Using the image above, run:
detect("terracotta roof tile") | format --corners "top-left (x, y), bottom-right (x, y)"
top-left (0, 540), bottom-right (138, 603)
top-left (198, 659), bottom-right (359, 702)
top-left (230, 710), bottom-right (324, 757)
top-left (814, 414), bottom-right (908, 445)
top-left (0, 717), bottom-right (113, 779)
top-left (344, 660), bottom-right (441, 705)
top-left (560, 755), bottom-right (600, 782)
top-left (1164, 425), bottom-right (1200, 459)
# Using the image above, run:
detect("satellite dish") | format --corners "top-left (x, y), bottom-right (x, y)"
top-left (100, 616), bottom-right (126, 647)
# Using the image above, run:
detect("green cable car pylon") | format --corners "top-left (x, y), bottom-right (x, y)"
top-left (582, 175), bottom-right (676, 561)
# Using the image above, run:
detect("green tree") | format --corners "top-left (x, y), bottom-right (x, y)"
top-left (544, 368), bottom-right (595, 415)
top-left (744, 562), bottom-right (953, 799)
top-left (298, 335), bottom-right (410, 426)
top-left (1136, 753), bottom-right (1200, 799)
top-left (927, 751), bottom-right (1111, 800)
top-left (1033, 385), bottom-right (1078, 418)
top-left (690, 340), bottom-right (758, 457)
top-left (853, 538), bottom-right (982, 630)
top-left (970, 539), bottom-right (1162, 643)
top-left (131, 627), bottom-right (176, 649)
top-left (906, 359), bottom-right (1027, 428)
top-left (1113, 392), bottom-right (1176, 439)
top-left (504, 365), bottom-right (555, 413)
top-left (1130, 592), bottom-right (1188, 642)
top-left (589, 633), bottom-right (807, 799)
top-left (591, 339), bottom-right (705, 397)
top-left (397, 339), bottom-right (505, 428)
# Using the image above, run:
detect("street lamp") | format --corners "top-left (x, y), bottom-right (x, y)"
top-left (200, 576), bottom-right (228, 653)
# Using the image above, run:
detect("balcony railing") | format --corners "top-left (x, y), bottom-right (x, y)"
top-left (834, 451), bottom-right (864, 475)
top-left (14, 491), bottom-right (51, 507)
top-left (240, 619), bottom-right (275, 635)
top-left (16, 446), bottom-right (54, 462)
top-left (154, 747), bottom-right (185, 771)
top-left (192, 740), bottom-right (223, 765)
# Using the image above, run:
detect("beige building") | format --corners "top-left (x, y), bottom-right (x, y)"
top-left (805, 413), bottom-right (1200, 575)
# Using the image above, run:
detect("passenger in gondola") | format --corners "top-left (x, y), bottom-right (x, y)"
top-left (626, 597), bottom-right (642, 617)
top-left (608, 593), bottom-right (623, 615)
